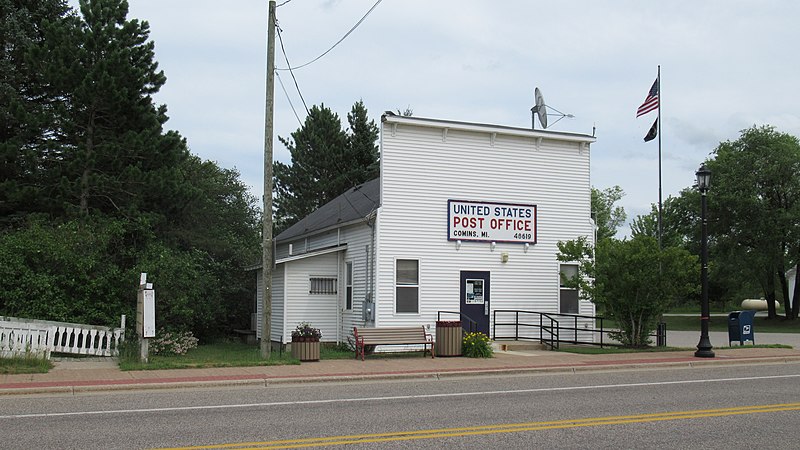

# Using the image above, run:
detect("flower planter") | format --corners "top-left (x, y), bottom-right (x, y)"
top-left (291, 338), bottom-right (320, 361)
top-left (290, 322), bottom-right (321, 361)
top-left (435, 321), bottom-right (462, 357)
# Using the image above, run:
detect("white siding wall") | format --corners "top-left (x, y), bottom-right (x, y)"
top-left (266, 224), bottom-right (374, 343)
top-left (284, 252), bottom-right (340, 343)
top-left (337, 223), bottom-right (374, 342)
top-left (272, 264), bottom-right (285, 342)
top-left (276, 230), bottom-right (342, 260)
top-left (377, 121), bottom-right (595, 334)
top-left (255, 265), bottom-right (285, 342)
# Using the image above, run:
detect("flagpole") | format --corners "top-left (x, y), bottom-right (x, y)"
top-left (657, 65), bottom-right (662, 250)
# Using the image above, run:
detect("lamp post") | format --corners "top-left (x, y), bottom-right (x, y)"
top-left (695, 163), bottom-right (715, 358)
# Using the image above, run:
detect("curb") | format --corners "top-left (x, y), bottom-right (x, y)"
top-left (2, 355), bottom-right (798, 396)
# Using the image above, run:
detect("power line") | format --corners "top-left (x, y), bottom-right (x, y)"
top-left (275, 0), bottom-right (382, 71)
top-left (275, 22), bottom-right (309, 115)
top-left (276, 0), bottom-right (293, 7)
top-left (271, 4), bottom-right (379, 211)
top-left (275, 71), bottom-right (303, 127)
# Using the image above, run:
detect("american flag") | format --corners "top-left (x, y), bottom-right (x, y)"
top-left (636, 78), bottom-right (659, 117)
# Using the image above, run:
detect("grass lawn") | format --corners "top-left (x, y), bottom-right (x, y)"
top-left (117, 340), bottom-right (429, 371)
top-left (0, 354), bottom-right (53, 374)
top-left (662, 314), bottom-right (800, 334)
top-left (599, 306), bottom-right (799, 334)
top-left (1, 340), bottom-right (441, 374)
top-left (119, 340), bottom-right (303, 370)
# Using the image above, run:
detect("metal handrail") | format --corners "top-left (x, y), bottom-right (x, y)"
top-left (440, 310), bottom-right (667, 350)
top-left (493, 310), bottom-right (610, 349)
top-left (436, 311), bottom-right (478, 333)
top-left (492, 309), bottom-right (561, 350)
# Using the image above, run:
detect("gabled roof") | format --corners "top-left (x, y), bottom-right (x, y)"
top-left (275, 178), bottom-right (380, 242)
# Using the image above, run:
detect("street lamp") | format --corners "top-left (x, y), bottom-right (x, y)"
top-left (695, 163), bottom-right (715, 358)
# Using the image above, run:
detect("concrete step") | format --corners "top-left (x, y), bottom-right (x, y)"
top-left (493, 340), bottom-right (548, 351)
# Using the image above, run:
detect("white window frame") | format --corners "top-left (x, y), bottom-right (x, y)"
top-left (395, 259), bottom-right (419, 314)
top-left (345, 261), bottom-right (353, 310)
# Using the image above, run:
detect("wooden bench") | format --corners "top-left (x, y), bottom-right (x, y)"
top-left (353, 326), bottom-right (435, 361)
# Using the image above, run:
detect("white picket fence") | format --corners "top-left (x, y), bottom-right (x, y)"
top-left (0, 315), bottom-right (126, 359)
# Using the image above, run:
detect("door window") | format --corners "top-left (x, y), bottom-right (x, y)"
top-left (465, 279), bottom-right (484, 304)
top-left (559, 264), bottom-right (579, 314)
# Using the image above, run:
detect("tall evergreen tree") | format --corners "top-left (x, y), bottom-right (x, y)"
top-left (32, 0), bottom-right (189, 221)
top-left (0, 0), bottom-right (72, 224)
top-left (274, 104), bottom-right (347, 231)
top-left (274, 101), bottom-right (379, 233)
top-left (345, 100), bottom-right (380, 182)
top-left (0, 0), bottom-right (262, 337)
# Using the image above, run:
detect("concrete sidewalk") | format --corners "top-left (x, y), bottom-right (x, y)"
top-left (3, 344), bottom-right (800, 396)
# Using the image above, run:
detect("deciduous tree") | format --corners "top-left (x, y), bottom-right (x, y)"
top-left (591, 186), bottom-right (626, 242)
top-left (708, 126), bottom-right (800, 319)
top-left (558, 235), bottom-right (698, 347)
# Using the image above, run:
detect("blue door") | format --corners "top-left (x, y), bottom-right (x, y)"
top-left (460, 271), bottom-right (490, 336)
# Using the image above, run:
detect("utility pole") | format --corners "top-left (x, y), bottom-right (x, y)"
top-left (261, 0), bottom-right (276, 358)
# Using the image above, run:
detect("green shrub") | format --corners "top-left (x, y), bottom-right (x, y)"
top-left (0, 213), bottom-right (257, 341)
top-left (0, 218), bottom-right (130, 326)
top-left (463, 332), bottom-right (493, 358)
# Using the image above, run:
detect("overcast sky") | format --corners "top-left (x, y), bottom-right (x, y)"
top-left (69, 1), bottom-right (800, 233)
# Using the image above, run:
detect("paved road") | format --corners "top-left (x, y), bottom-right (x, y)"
top-left (3, 362), bottom-right (799, 449)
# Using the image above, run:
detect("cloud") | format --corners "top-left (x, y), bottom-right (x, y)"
top-left (63, 0), bottom-right (800, 222)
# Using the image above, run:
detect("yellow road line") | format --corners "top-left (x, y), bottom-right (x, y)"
top-left (161, 402), bottom-right (800, 450)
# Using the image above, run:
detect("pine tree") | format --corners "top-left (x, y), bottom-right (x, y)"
top-left (345, 100), bottom-right (379, 183)
top-left (0, 0), bottom-right (261, 337)
top-left (273, 101), bottom-right (380, 233)
top-left (0, 0), bottom-right (72, 224)
top-left (32, 0), bottom-right (189, 221)
top-left (274, 104), bottom-right (348, 232)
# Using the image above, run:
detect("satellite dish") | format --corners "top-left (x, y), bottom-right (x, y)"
top-left (533, 87), bottom-right (547, 129)
top-left (531, 87), bottom-right (574, 130)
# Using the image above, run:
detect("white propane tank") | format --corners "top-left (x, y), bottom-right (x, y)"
top-left (740, 298), bottom-right (780, 311)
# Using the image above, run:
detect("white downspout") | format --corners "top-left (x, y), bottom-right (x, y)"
top-left (337, 249), bottom-right (341, 344)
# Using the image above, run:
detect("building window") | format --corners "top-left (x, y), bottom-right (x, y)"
top-left (396, 259), bottom-right (419, 313)
top-left (345, 262), bottom-right (353, 310)
top-left (559, 264), bottom-right (579, 315)
top-left (309, 276), bottom-right (337, 295)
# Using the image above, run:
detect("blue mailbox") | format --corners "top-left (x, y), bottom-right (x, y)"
top-left (728, 310), bottom-right (756, 346)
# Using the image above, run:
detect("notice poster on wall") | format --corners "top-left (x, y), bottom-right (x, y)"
top-left (465, 279), bottom-right (484, 304)
top-left (143, 289), bottom-right (156, 338)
